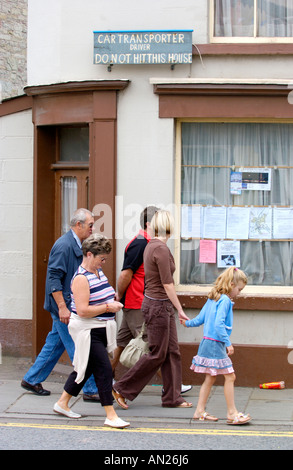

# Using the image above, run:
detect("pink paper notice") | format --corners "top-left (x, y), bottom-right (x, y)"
top-left (199, 239), bottom-right (217, 263)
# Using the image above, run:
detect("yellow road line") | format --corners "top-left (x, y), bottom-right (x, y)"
top-left (1, 421), bottom-right (293, 438)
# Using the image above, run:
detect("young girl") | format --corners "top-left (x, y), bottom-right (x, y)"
top-left (181, 266), bottom-right (251, 425)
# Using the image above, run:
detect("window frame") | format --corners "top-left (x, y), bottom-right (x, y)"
top-left (209, 0), bottom-right (293, 44)
top-left (51, 125), bottom-right (89, 239)
top-left (174, 117), bottom-right (293, 296)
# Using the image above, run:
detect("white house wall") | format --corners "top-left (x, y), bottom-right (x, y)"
top-left (0, 109), bottom-right (33, 320)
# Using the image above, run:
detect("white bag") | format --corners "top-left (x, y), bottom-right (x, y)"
top-left (119, 323), bottom-right (149, 368)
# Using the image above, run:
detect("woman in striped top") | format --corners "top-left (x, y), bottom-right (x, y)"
top-left (53, 234), bottom-right (130, 429)
top-left (71, 265), bottom-right (116, 321)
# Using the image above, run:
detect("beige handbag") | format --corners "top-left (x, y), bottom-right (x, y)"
top-left (119, 323), bottom-right (149, 368)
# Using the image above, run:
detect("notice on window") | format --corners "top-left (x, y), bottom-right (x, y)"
top-left (240, 168), bottom-right (271, 191)
top-left (199, 239), bottom-right (217, 264)
top-left (181, 205), bottom-right (201, 238)
top-left (203, 206), bottom-right (226, 239)
top-left (273, 208), bottom-right (293, 239)
top-left (230, 172), bottom-right (243, 195)
top-left (217, 240), bottom-right (240, 268)
top-left (249, 207), bottom-right (272, 239)
top-left (226, 207), bottom-right (250, 239)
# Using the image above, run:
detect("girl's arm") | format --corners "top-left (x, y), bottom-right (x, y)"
top-left (181, 302), bottom-right (207, 328)
top-left (72, 275), bottom-right (123, 318)
top-left (214, 296), bottom-right (232, 346)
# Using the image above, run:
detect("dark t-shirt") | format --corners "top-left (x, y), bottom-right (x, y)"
top-left (143, 238), bottom-right (175, 299)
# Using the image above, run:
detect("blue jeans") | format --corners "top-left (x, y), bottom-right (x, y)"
top-left (23, 318), bottom-right (97, 395)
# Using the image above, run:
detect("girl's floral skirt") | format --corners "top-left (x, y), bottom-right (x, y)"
top-left (190, 338), bottom-right (234, 376)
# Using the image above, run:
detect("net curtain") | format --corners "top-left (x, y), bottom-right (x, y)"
top-left (61, 177), bottom-right (78, 235)
top-left (214, 0), bottom-right (293, 37)
top-left (180, 122), bottom-right (293, 286)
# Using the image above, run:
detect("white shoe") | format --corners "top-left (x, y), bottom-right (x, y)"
top-left (53, 402), bottom-right (81, 419)
top-left (104, 417), bottom-right (130, 428)
top-left (181, 384), bottom-right (193, 394)
top-left (162, 384), bottom-right (193, 395)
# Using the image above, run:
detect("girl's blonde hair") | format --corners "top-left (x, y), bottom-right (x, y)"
top-left (150, 210), bottom-right (174, 237)
top-left (208, 267), bottom-right (247, 302)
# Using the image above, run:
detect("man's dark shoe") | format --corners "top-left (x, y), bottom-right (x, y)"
top-left (21, 380), bottom-right (51, 396)
top-left (83, 393), bottom-right (100, 402)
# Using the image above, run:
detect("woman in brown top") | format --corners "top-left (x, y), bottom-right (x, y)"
top-left (113, 210), bottom-right (192, 409)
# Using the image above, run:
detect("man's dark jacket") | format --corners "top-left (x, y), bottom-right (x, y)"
top-left (44, 230), bottom-right (82, 319)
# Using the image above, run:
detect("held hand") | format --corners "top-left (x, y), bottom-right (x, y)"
top-left (227, 345), bottom-right (234, 356)
top-left (178, 309), bottom-right (189, 322)
top-left (180, 319), bottom-right (187, 327)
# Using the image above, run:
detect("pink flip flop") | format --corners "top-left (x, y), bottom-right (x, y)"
top-left (193, 412), bottom-right (218, 422)
top-left (227, 412), bottom-right (251, 425)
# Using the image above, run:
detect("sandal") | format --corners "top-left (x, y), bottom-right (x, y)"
top-left (112, 388), bottom-right (129, 410)
top-left (176, 401), bottom-right (193, 408)
top-left (227, 412), bottom-right (251, 425)
top-left (162, 401), bottom-right (192, 408)
top-left (193, 412), bottom-right (218, 422)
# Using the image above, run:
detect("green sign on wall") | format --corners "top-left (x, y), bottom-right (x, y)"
top-left (93, 30), bottom-right (193, 65)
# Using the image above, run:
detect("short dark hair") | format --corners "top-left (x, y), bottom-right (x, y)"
top-left (140, 206), bottom-right (159, 230)
top-left (81, 233), bottom-right (112, 256)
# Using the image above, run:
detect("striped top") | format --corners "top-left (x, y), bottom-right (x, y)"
top-left (71, 266), bottom-right (115, 320)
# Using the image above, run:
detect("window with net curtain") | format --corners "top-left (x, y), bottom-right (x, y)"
top-left (214, 0), bottom-right (293, 37)
top-left (59, 127), bottom-right (89, 234)
top-left (180, 122), bottom-right (293, 286)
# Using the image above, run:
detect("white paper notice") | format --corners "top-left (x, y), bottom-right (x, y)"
top-left (217, 240), bottom-right (240, 268)
top-left (249, 207), bottom-right (272, 239)
top-left (181, 205), bottom-right (201, 238)
top-left (226, 207), bottom-right (250, 239)
top-left (203, 206), bottom-right (226, 239)
top-left (240, 168), bottom-right (271, 191)
top-left (273, 208), bottom-right (293, 239)
top-left (230, 171), bottom-right (242, 195)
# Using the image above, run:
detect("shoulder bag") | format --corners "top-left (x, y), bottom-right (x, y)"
top-left (119, 323), bottom-right (149, 368)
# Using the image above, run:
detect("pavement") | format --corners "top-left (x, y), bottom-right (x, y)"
top-left (1, 355), bottom-right (293, 430)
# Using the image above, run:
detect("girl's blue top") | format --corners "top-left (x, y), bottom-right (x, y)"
top-left (185, 294), bottom-right (233, 347)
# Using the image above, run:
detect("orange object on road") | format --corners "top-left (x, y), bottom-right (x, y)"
top-left (259, 381), bottom-right (285, 389)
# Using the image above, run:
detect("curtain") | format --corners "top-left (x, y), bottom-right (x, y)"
top-left (258, 0), bottom-right (293, 37)
top-left (61, 177), bottom-right (77, 234)
top-left (214, 0), bottom-right (254, 36)
top-left (214, 0), bottom-right (293, 37)
top-left (180, 123), bottom-right (293, 286)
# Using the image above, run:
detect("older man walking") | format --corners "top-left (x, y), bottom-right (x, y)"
top-left (21, 208), bottom-right (99, 400)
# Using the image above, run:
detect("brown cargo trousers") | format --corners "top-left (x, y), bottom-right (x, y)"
top-left (114, 296), bottom-right (184, 407)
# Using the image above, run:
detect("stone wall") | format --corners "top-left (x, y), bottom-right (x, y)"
top-left (0, 0), bottom-right (27, 101)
